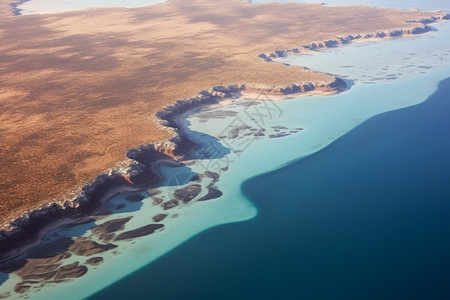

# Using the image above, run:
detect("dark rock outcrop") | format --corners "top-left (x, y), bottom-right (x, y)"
top-left (152, 197), bottom-right (164, 205)
top-left (204, 171), bottom-right (219, 181)
top-left (198, 186), bottom-right (223, 202)
top-left (152, 213), bottom-right (168, 222)
top-left (411, 25), bottom-right (432, 34)
top-left (91, 217), bottom-right (132, 235)
top-left (161, 199), bottom-right (179, 210)
top-left (14, 283), bottom-right (31, 294)
top-left (54, 262), bottom-right (88, 280)
top-left (85, 257), bottom-right (103, 266)
top-left (91, 217), bottom-right (133, 242)
top-left (173, 185), bottom-right (202, 203)
top-left (324, 39), bottom-right (339, 47)
top-left (68, 240), bottom-right (117, 257)
top-left (389, 30), bottom-right (403, 37)
top-left (114, 224), bottom-right (164, 241)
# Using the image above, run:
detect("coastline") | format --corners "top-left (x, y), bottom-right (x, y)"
top-left (0, 14), bottom-right (447, 262)
top-left (1, 0), bottom-right (446, 234)
top-left (234, 76), bottom-right (450, 300)
top-left (0, 9), bottom-right (449, 299)
top-left (86, 30), bottom-right (450, 300)
top-left (0, 78), bottom-right (346, 261)
top-left (258, 17), bottom-right (450, 62)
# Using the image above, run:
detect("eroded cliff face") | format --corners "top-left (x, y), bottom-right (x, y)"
top-left (0, 172), bottom-right (130, 259)
top-left (153, 79), bottom-right (347, 156)
top-left (1, 11), bottom-right (447, 261)
top-left (242, 78), bottom-right (347, 96)
top-left (0, 78), bottom-right (348, 260)
top-left (1, 0), bottom-right (446, 237)
top-left (258, 21), bottom-right (448, 61)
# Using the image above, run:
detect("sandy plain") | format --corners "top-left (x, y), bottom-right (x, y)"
top-left (0, 0), bottom-right (444, 226)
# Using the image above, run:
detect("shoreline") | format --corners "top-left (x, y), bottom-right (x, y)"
top-left (0, 15), bottom-right (447, 262)
top-left (258, 16), bottom-right (450, 62)
top-left (0, 79), bottom-right (347, 262)
top-left (1, 0), bottom-right (446, 237)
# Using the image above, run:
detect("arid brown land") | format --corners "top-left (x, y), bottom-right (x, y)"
top-left (0, 0), bottom-right (444, 227)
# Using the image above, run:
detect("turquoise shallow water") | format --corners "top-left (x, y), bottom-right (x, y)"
top-left (89, 23), bottom-right (450, 300)
top-left (92, 79), bottom-right (450, 299)
top-left (90, 77), bottom-right (450, 299)
top-left (2, 1), bottom-right (450, 299)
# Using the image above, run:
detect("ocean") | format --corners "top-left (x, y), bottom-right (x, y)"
top-left (89, 75), bottom-right (450, 300)
top-left (88, 7), bottom-right (450, 300)
top-left (1, 0), bottom-right (449, 299)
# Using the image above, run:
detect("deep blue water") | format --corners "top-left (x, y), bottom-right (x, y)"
top-left (89, 77), bottom-right (450, 299)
